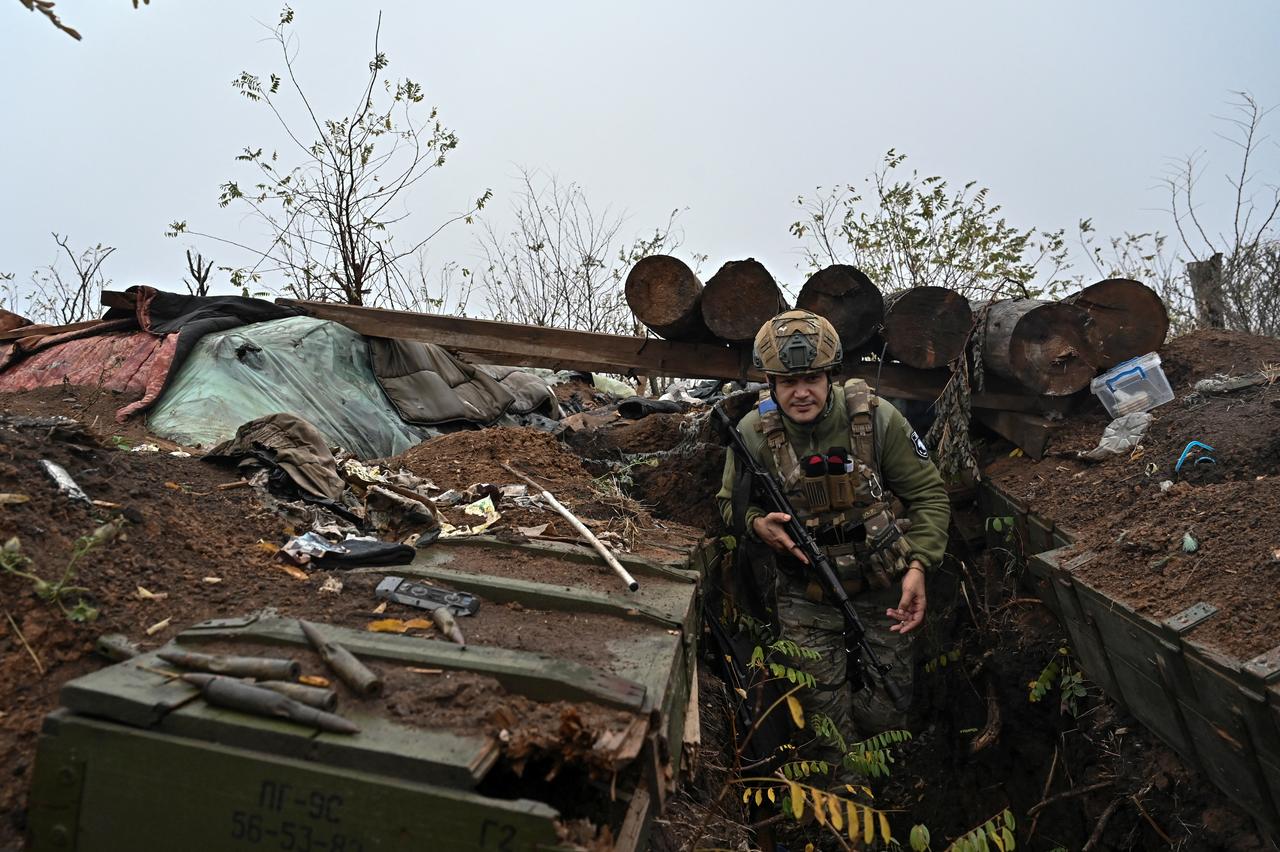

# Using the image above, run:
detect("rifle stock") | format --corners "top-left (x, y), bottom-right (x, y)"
top-left (714, 403), bottom-right (909, 712)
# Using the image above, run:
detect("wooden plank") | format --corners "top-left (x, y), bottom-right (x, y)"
top-left (0, 318), bottom-right (109, 341)
top-left (275, 297), bottom-right (1072, 414)
top-left (974, 409), bottom-right (1058, 459)
top-left (351, 562), bottom-right (693, 631)
top-left (613, 782), bottom-right (653, 852)
top-left (60, 658), bottom-right (201, 727)
top-left (29, 712), bottom-right (566, 852)
top-left (277, 297), bottom-right (752, 381)
top-left (160, 692), bottom-right (498, 790)
top-left (178, 616), bottom-right (648, 712)
top-left (436, 535), bottom-right (699, 583)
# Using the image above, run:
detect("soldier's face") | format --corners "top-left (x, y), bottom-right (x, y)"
top-left (774, 373), bottom-right (829, 423)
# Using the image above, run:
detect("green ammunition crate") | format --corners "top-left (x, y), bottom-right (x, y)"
top-left (27, 538), bottom-right (700, 851)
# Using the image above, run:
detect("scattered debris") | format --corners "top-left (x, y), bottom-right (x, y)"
top-left (39, 459), bottom-right (91, 504)
top-left (144, 617), bottom-right (172, 636)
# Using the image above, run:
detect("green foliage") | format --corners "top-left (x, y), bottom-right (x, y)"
top-left (924, 647), bottom-right (962, 674)
top-left (946, 808), bottom-right (1017, 852)
top-left (769, 637), bottom-right (822, 662)
top-left (790, 150), bottom-right (1071, 300)
top-left (910, 823), bottom-right (932, 851)
top-left (780, 758), bottom-right (830, 780)
top-left (747, 641), bottom-right (818, 689)
top-left (1029, 646), bottom-right (1089, 716)
top-left (843, 729), bottom-right (911, 780)
top-left (0, 524), bottom-right (120, 623)
top-left (809, 712), bottom-right (847, 754)
top-left (985, 516), bottom-right (1014, 534)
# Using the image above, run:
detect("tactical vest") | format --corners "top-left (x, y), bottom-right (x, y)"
top-left (755, 380), bottom-right (908, 596)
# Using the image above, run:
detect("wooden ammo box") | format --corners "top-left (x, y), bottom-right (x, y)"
top-left (26, 537), bottom-right (700, 851)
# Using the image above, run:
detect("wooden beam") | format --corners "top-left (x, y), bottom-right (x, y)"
top-left (277, 298), bottom-right (754, 381)
top-left (973, 409), bottom-right (1059, 460)
top-left (278, 297), bottom-right (1074, 414)
top-left (0, 318), bottom-right (110, 341)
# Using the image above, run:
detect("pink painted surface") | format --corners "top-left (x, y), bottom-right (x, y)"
top-left (0, 331), bottom-right (178, 421)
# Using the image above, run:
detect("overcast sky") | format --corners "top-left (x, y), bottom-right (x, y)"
top-left (3, 1), bottom-right (1279, 310)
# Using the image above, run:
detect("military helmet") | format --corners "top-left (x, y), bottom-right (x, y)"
top-left (752, 309), bottom-right (843, 375)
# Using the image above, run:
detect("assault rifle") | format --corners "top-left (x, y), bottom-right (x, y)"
top-left (714, 401), bottom-right (909, 712)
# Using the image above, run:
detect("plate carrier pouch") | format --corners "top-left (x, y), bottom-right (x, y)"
top-left (756, 380), bottom-right (910, 598)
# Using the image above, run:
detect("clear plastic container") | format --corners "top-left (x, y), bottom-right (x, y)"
top-left (1091, 352), bottom-right (1174, 418)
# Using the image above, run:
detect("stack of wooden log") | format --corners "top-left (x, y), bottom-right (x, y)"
top-left (625, 255), bottom-right (1170, 398)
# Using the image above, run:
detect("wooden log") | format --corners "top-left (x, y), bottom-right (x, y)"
top-left (699, 258), bottom-right (787, 343)
top-left (881, 287), bottom-right (973, 369)
top-left (624, 255), bottom-right (715, 342)
top-left (980, 299), bottom-right (1099, 396)
top-left (796, 264), bottom-right (884, 354)
top-left (1064, 278), bottom-right (1169, 367)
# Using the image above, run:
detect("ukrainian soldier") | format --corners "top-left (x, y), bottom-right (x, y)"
top-left (716, 309), bottom-right (950, 771)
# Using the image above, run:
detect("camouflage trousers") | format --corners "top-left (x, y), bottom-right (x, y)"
top-left (776, 581), bottom-right (916, 780)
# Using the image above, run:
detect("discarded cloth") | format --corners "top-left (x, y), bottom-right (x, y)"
top-left (1077, 411), bottom-right (1152, 461)
top-left (206, 413), bottom-right (345, 502)
top-left (617, 396), bottom-right (689, 420)
top-left (281, 532), bottom-right (415, 567)
top-left (368, 338), bottom-right (517, 427)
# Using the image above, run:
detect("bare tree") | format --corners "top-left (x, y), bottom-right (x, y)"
top-left (1166, 92), bottom-right (1280, 336)
top-left (22, 233), bottom-right (114, 325)
top-left (167, 7), bottom-right (490, 307)
top-left (378, 250), bottom-right (475, 316)
top-left (16, 0), bottom-right (149, 41)
top-left (183, 250), bottom-right (215, 297)
top-left (479, 169), bottom-right (682, 335)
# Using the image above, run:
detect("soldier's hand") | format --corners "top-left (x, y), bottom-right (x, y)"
top-left (887, 562), bottom-right (926, 633)
top-left (751, 512), bottom-right (809, 564)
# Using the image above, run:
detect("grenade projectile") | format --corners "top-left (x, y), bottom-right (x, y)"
top-left (253, 679), bottom-right (340, 711)
top-left (181, 673), bottom-right (358, 734)
top-left (431, 606), bottom-right (467, 649)
top-left (298, 620), bottom-right (383, 697)
top-left (158, 649), bottom-right (301, 681)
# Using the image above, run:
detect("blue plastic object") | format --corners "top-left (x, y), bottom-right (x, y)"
top-left (1105, 363), bottom-right (1147, 392)
top-left (1175, 440), bottom-right (1216, 473)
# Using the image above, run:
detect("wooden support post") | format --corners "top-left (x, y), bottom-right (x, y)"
top-left (1187, 253), bottom-right (1226, 329)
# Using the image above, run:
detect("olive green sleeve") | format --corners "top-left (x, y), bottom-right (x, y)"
top-left (875, 402), bottom-right (950, 570)
top-left (715, 416), bottom-right (767, 535)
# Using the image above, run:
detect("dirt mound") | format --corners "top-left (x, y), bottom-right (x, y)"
top-left (985, 327), bottom-right (1280, 659)
top-left (552, 377), bottom-right (615, 413)
top-left (389, 426), bottom-right (591, 489)
top-left (1159, 327), bottom-right (1280, 390)
top-left (0, 413), bottom-right (295, 845)
top-left (564, 412), bottom-right (728, 534)
top-left (1, 385), bottom-right (159, 446)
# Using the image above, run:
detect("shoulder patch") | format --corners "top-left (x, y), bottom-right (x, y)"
top-left (910, 430), bottom-right (930, 460)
